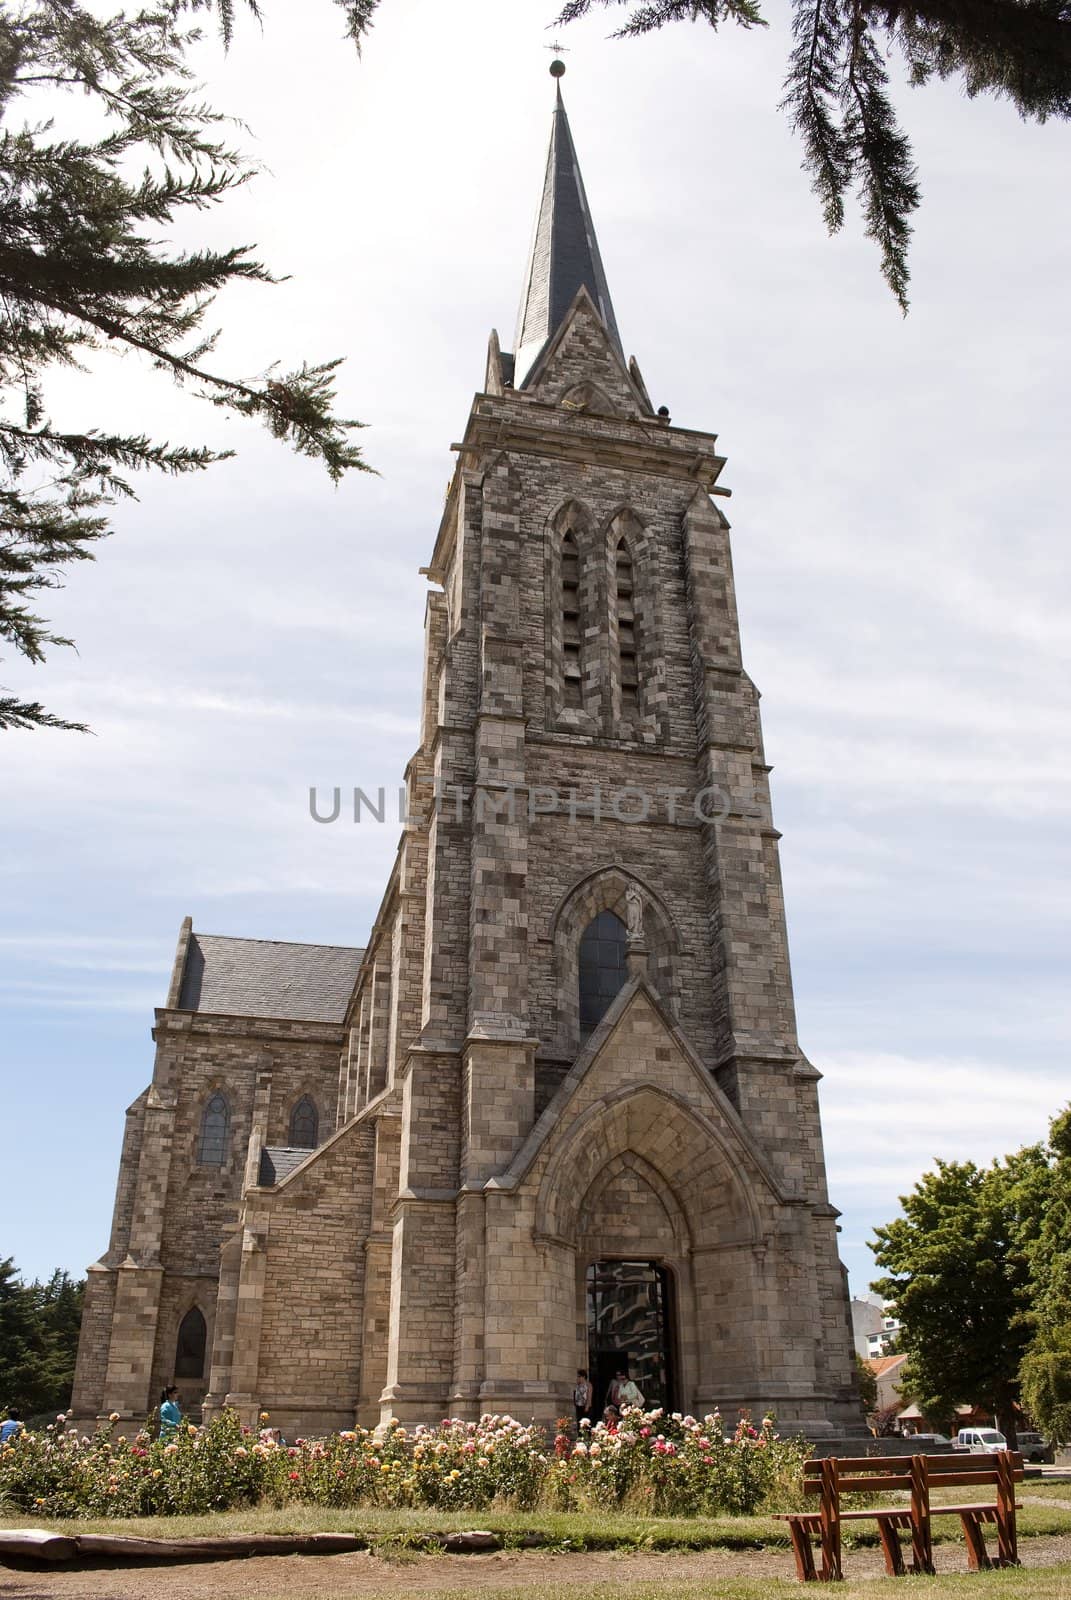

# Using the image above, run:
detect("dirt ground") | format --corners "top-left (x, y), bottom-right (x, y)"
top-left (3, 1535), bottom-right (1071, 1600)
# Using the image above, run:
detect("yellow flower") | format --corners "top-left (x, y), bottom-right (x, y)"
top-left (449, 1469), bottom-right (461, 1480)
top-left (108, 1412), bottom-right (120, 1423)
top-left (187, 1424), bottom-right (197, 1435)
top-left (260, 1411), bottom-right (270, 1422)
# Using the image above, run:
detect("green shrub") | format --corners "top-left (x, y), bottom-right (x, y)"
top-left (0, 1406), bottom-right (804, 1520)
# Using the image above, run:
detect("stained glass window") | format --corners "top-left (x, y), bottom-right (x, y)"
top-left (197, 1093), bottom-right (229, 1165)
top-left (579, 910), bottom-right (628, 1032)
top-left (289, 1094), bottom-right (318, 1148)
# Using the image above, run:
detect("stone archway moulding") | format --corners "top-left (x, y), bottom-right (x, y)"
top-left (576, 1148), bottom-right (693, 1258)
top-left (533, 1081), bottom-right (766, 1251)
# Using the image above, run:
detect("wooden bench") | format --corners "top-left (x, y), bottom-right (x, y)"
top-left (776, 1449), bottom-right (1023, 1581)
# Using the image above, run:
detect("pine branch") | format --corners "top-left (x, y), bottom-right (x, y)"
top-left (878, 0), bottom-right (1071, 116)
top-left (559, 0), bottom-right (1071, 311)
top-left (780, 0), bottom-right (852, 233)
top-left (0, 693), bottom-right (89, 732)
top-left (0, 2), bottom-right (377, 730)
top-left (556, 1), bottom-right (767, 31)
top-left (843, 0), bottom-right (920, 310)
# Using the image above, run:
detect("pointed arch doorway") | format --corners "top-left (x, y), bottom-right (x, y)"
top-left (586, 1259), bottom-right (676, 1418)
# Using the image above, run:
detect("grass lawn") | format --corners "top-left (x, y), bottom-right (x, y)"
top-left (342, 1571), bottom-right (1071, 1600)
top-left (3, 1500), bottom-right (1071, 1548)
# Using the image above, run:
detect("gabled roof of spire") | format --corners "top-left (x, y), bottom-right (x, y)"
top-left (513, 81), bottom-right (624, 390)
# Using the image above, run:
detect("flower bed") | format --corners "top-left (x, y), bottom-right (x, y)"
top-left (0, 1407), bottom-right (806, 1520)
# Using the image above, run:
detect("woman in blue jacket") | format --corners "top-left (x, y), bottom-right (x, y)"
top-left (158, 1386), bottom-right (182, 1437)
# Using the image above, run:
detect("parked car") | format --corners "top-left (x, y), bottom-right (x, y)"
top-left (1018, 1432), bottom-right (1055, 1464)
top-left (953, 1428), bottom-right (1008, 1454)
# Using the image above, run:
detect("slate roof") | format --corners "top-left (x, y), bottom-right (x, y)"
top-left (512, 81), bottom-right (624, 389)
top-left (258, 1146), bottom-right (314, 1187)
top-left (177, 932), bottom-right (362, 1024)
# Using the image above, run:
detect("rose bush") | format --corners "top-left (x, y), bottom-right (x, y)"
top-left (0, 1407), bottom-right (804, 1519)
top-left (548, 1409), bottom-right (807, 1515)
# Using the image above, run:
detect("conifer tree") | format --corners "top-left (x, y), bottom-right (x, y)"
top-left (554, 0), bottom-right (1071, 310)
top-left (0, 1), bottom-right (373, 733)
top-left (0, 1257), bottom-right (84, 1417)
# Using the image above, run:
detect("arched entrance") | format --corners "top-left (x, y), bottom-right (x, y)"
top-left (586, 1258), bottom-right (676, 1416)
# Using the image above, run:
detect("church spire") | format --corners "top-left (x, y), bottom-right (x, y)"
top-left (513, 64), bottom-right (625, 390)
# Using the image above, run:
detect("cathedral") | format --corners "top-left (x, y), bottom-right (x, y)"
top-left (72, 71), bottom-right (863, 1439)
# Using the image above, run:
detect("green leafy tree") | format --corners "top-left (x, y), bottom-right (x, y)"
top-left (854, 1351), bottom-right (878, 1412)
top-left (871, 1147), bottom-right (1052, 1443)
top-left (1019, 1106), bottom-right (1071, 1443)
top-left (553, 0), bottom-right (1071, 311)
top-left (0, 0), bottom-right (373, 733)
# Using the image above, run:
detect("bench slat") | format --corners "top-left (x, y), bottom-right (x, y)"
top-left (926, 1455), bottom-right (1022, 1475)
top-left (927, 1472), bottom-right (1017, 1490)
top-left (838, 1474), bottom-right (912, 1492)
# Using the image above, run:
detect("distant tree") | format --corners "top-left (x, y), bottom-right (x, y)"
top-left (1019, 1106), bottom-right (1071, 1443)
top-left (552, 0), bottom-right (1071, 311)
top-left (871, 1146), bottom-right (1052, 1443)
top-left (0, 1), bottom-right (373, 733)
top-left (0, 1257), bottom-right (85, 1418)
top-left (855, 1352), bottom-right (878, 1412)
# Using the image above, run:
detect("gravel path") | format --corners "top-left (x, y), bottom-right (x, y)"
top-left (2, 1534), bottom-right (1071, 1600)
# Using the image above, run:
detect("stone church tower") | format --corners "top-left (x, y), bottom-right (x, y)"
top-left (73, 74), bottom-right (863, 1439)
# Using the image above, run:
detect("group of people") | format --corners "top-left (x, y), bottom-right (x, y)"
top-left (572, 1365), bottom-right (645, 1429)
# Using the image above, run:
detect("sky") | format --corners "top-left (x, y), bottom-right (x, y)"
top-left (1, 0), bottom-right (1069, 1306)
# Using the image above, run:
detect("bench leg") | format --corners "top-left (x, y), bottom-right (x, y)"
top-left (786, 1520), bottom-right (818, 1582)
top-left (910, 1454), bottom-right (934, 1575)
top-left (876, 1521), bottom-right (907, 1577)
top-left (959, 1512), bottom-right (991, 1571)
top-left (818, 1516), bottom-right (842, 1582)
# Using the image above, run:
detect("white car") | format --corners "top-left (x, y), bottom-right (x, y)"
top-left (954, 1427), bottom-right (1008, 1454)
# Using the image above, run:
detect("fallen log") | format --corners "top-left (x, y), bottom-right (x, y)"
top-left (0, 1529), bottom-right (79, 1562)
top-left (76, 1532), bottom-right (366, 1559)
top-left (0, 1526), bottom-right (512, 1564)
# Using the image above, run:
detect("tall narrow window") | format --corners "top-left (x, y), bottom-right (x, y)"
top-left (579, 911), bottom-right (628, 1033)
top-left (175, 1307), bottom-right (207, 1379)
top-left (562, 528), bottom-right (583, 709)
top-left (616, 539), bottom-right (640, 718)
top-left (289, 1094), bottom-right (318, 1149)
top-left (197, 1093), bottom-right (229, 1165)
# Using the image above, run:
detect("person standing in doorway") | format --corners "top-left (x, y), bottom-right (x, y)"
top-left (573, 1368), bottom-right (593, 1426)
top-left (617, 1371), bottom-right (645, 1411)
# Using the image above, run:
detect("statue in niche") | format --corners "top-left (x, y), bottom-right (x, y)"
top-left (625, 884), bottom-right (644, 942)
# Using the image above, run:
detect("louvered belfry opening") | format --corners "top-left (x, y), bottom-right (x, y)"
top-left (616, 539), bottom-right (639, 716)
top-left (562, 527), bottom-right (583, 709)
